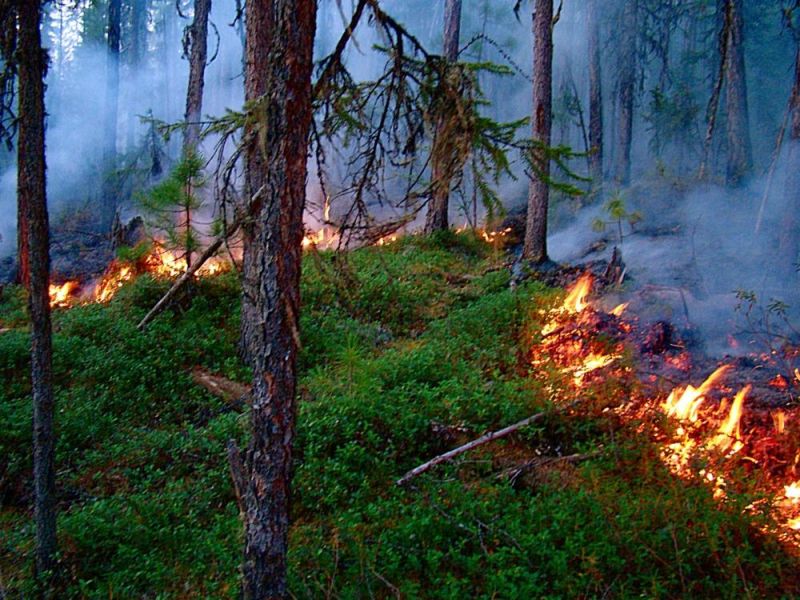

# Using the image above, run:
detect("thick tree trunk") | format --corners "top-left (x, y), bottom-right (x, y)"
top-left (17, 0), bottom-right (56, 582)
top-left (239, 1), bottom-right (316, 598)
top-left (780, 45), bottom-right (800, 274)
top-left (699, 0), bottom-right (731, 180)
top-left (184, 0), bottom-right (211, 152)
top-left (724, 0), bottom-right (752, 185)
top-left (102, 0), bottom-right (121, 226)
top-left (522, 0), bottom-right (553, 264)
top-left (424, 0), bottom-right (462, 233)
top-left (587, 0), bottom-right (603, 187)
top-left (614, 0), bottom-right (637, 186)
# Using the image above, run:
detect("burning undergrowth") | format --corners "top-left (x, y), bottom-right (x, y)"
top-left (529, 270), bottom-right (800, 546)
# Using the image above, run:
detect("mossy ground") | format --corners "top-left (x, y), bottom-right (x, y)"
top-left (1, 232), bottom-right (798, 598)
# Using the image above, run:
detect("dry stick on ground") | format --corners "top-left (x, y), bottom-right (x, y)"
top-left (396, 400), bottom-right (582, 486)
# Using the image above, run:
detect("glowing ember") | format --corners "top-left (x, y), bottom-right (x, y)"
top-left (772, 410), bottom-right (786, 434)
top-left (708, 385), bottom-right (750, 455)
top-left (662, 365), bottom-right (730, 423)
top-left (49, 281), bottom-right (79, 308)
top-left (568, 352), bottom-right (619, 385)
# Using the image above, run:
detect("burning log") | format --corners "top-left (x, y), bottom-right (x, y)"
top-left (396, 400), bottom-right (581, 486)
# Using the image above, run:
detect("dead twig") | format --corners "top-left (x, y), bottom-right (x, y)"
top-left (396, 400), bottom-right (581, 486)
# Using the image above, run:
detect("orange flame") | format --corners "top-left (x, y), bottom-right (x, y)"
top-left (49, 281), bottom-right (79, 308)
top-left (609, 302), bottom-right (629, 317)
top-left (562, 273), bottom-right (593, 314)
top-left (662, 365), bottom-right (730, 423)
top-left (708, 385), bottom-right (750, 454)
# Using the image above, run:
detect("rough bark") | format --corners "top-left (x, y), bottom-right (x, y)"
top-left (780, 45), bottom-right (800, 273)
top-left (723, 0), bottom-right (752, 185)
top-left (699, 0), bottom-right (731, 180)
top-left (102, 0), bottom-right (121, 226)
top-left (126, 0), bottom-right (146, 151)
top-left (18, 0), bottom-right (56, 582)
top-left (522, 0), bottom-right (553, 263)
top-left (240, 1), bottom-right (316, 598)
top-left (587, 0), bottom-right (603, 187)
top-left (184, 0), bottom-right (211, 152)
top-left (614, 0), bottom-right (637, 186)
top-left (424, 0), bottom-right (462, 233)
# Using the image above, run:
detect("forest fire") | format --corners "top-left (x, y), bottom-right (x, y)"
top-left (48, 243), bottom-right (228, 308)
top-left (532, 271), bottom-right (800, 543)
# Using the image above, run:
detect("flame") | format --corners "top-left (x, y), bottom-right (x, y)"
top-left (480, 228), bottom-right (512, 244)
top-left (95, 264), bottom-right (134, 303)
top-left (708, 385), bottom-right (750, 454)
top-left (562, 273), bottom-right (593, 314)
top-left (569, 352), bottom-right (619, 385)
top-left (49, 281), bottom-right (79, 308)
top-left (610, 302), bottom-right (629, 317)
top-left (662, 365), bottom-right (730, 423)
top-left (785, 481), bottom-right (800, 503)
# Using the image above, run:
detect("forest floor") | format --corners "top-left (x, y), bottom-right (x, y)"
top-left (2, 231), bottom-right (800, 598)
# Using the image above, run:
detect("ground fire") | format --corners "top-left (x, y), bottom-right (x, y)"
top-left (533, 272), bottom-right (800, 544)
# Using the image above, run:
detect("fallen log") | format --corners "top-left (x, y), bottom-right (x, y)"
top-left (190, 367), bottom-right (251, 410)
top-left (137, 214), bottom-right (242, 331)
top-left (396, 400), bottom-right (581, 486)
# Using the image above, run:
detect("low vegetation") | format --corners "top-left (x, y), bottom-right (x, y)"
top-left (2, 232), bottom-right (798, 598)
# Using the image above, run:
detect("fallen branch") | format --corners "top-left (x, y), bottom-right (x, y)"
top-left (137, 216), bottom-right (242, 330)
top-left (396, 400), bottom-right (581, 486)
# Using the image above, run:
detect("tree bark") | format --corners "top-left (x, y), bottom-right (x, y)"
top-left (184, 0), bottom-right (212, 152)
top-left (17, 0), bottom-right (56, 582)
top-left (723, 0), bottom-right (752, 185)
top-left (614, 0), bottom-right (637, 186)
top-left (240, 1), bottom-right (316, 598)
top-left (587, 0), bottom-right (603, 187)
top-left (424, 0), bottom-right (462, 233)
top-left (780, 44), bottom-right (800, 273)
top-left (102, 0), bottom-right (121, 226)
top-left (699, 0), bottom-right (731, 181)
top-left (522, 0), bottom-right (553, 264)
top-left (126, 0), bottom-right (146, 152)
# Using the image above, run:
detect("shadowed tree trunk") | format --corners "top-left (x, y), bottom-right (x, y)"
top-left (102, 0), bottom-right (121, 226)
top-left (614, 0), bottom-right (637, 186)
top-left (17, 0), bottom-right (56, 583)
top-left (780, 44), bottom-right (800, 274)
top-left (126, 0), bottom-right (146, 151)
top-left (184, 0), bottom-right (211, 152)
top-left (425, 0), bottom-right (462, 233)
top-left (587, 0), bottom-right (603, 188)
top-left (724, 0), bottom-right (752, 185)
top-left (238, 0), bottom-right (316, 597)
top-left (522, 0), bottom-right (553, 263)
top-left (699, 0), bottom-right (731, 180)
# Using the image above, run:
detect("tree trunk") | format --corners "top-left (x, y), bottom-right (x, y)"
top-left (699, 0), bottom-right (731, 180)
top-left (424, 0), bottom-right (462, 233)
top-left (239, 1), bottom-right (316, 598)
top-left (102, 0), bottom-right (121, 226)
top-left (780, 44), bottom-right (800, 274)
top-left (126, 0), bottom-right (146, 151)
top-left (17, 0), bottom-right (56, 582)
top-left (724, 0), bottom-right (752, 185)
top-left (587, 0), bottom-right (603, 188)
top-left (522, 0), bottom-right (553, 264)
top-left (614, 0), bottom-right (637, 186)
top-left (184, 0), bottom-right (211, 152)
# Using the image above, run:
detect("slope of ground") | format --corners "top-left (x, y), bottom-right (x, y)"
top-left (1, 232), bottom-right (798, 598)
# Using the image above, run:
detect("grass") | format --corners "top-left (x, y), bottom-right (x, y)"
top-left (1, 231), bottom-right (798, 598)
